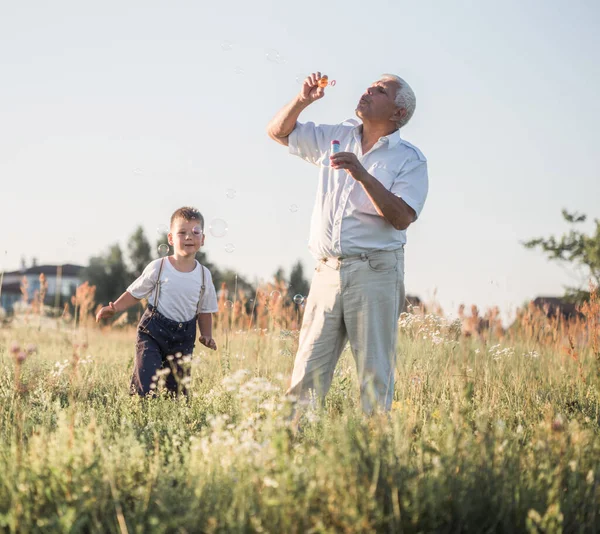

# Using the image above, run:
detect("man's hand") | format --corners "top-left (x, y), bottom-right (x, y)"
top-left (96, 302), bottom-right (117, 323)
top-left (199, 336), bottom-right (217, 351)
top-left (330, 152), bottom-right (368, 182)
top-left (299, 72), bottom-right (327, 105)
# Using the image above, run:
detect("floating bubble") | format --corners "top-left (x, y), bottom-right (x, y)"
top-left (133, 168), bottom-right (143, 175)
top-left (66, 237), bottom-right (77, 247)
top-left (221, 41), bottom-right (233, 51)
top-left (225, 300), bottom-right (234, 309)
top-left (225, 188), bottom-right (236, 199)
top-left (269, 290), bottom-right (281, 300)
top-left (157, 244), bottom-right (169, 257)
top-left (209, 218), bottom-right (228, 238)
top-left (296, 73), bottom-right (306, 84)
top-left (225, 243), bottom-right (235, 253)
top-left (265, 49), bottom-right (282, 63)
top-left (234, 66), bottom-right (245, 75)
top-left (289, 204), bottom-right (298, 213)
top-left (293, 294), bottom-right (304, 305)
top-left (157, 224), bottom-right (168, 235)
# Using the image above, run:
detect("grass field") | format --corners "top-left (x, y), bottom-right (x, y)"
top-left (0, 290), bottom-right (599, 533)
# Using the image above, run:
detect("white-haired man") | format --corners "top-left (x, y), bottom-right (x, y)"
top-left (267, 72), bottom-right (428, 413)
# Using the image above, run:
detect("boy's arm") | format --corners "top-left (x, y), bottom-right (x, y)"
top-left (197, 313), bottom-right (217, 350)
top-left (112, 291), bottom-right (141, 313)
top-left (96, 291), bottom-right (140, 322)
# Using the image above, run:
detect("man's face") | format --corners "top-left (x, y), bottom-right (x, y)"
top-left (356, 79), bottom-right (403, 124)
top-left (168, 218), bottom-right (204, 257)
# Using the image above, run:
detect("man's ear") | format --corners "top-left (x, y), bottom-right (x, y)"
top-left (392, 107), bottom-right (407, 125)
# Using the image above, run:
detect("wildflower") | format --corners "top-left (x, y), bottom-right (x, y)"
top-left (551, 415), bottom-right (564, 432)
top-left (568, 460), bottom-right (577, 472)
top-left (263, 477), bottom-right (279, 488)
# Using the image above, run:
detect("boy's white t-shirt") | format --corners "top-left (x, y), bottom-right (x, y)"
top-left (127, 258), bottom-right (219, 322)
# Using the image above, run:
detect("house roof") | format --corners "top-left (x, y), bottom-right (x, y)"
top-left (3, 264), bottom-right (84, 277)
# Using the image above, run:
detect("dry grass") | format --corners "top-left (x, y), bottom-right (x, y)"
top-left (0, 283), bottom-right (599, 532)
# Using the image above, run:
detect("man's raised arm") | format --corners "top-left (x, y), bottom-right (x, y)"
top-left (267, 71), bottom-right (327, 146)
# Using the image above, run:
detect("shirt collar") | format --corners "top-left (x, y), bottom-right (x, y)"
top-left (351, 120), bottom-right (402, 150)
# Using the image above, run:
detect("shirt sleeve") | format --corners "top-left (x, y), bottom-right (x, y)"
top-left (390, 159), bottom-right (429, 221)
top-left (197, 267), bottom-right (219, 314)
top-left (288, 121), bottom-right (345, 166)
top-left (127, 260), bottom-right (160, 300)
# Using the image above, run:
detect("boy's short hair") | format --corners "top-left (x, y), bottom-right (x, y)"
top-left (170, 207), bottom-right (205, 229)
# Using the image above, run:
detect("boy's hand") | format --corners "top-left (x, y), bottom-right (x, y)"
top-left (96, 302), bottom-right (117, 323)
top-left (199, 336), bottom-right (217, 350)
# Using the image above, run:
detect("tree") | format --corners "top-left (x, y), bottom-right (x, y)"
top-left (82, 244), bottom-right (131, 307)
top-left (289, 260), bottom-right (310, 298)
top-left (128, 226), bottom-right (152, 278)
top-left (522, 209), bottom-right (600, 301)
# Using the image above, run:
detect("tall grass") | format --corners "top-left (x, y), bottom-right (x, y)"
top-left (0, 287), bottom-right (599, 532)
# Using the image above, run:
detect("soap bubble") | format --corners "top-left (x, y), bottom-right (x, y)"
top-left (192, 225), bottom-right (203, 237)
top-left (234, 66), bottom-right (245, 75)
top-left (269, 290), bottom-right (281, 300)
top-left (225, 243), bottom-right (235, 253)
top-left (225, 188), bottom-right (236, 199)
top-left (157, 244), bottom-right (169, 257)
top-left (225, 300), bottom-right (234, 309)
top-left (157, 224), bottom-right (168, 235)
top-left (293, 294), bottom-right (304, 305)
top-left (289, 204), bottom-right (298, 213)
top-left (133, 168), bottom-right (143, 175)
top-left (296, 73), bottom-right (306, 84)
top-left (209, 219), bottom-right (228, 238)
top-left (221, 41), bottom-right (233, 51)
top-left (266, 49), bottom-right (286, 63)
top-left (67, 237), bottom-right (77, 247)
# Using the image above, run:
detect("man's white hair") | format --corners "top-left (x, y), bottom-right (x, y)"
top-left (380, 73), bottom-right (416, 129)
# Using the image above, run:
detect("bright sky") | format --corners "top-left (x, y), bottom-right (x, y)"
top-left (1, 0), bottom-right (599, 323)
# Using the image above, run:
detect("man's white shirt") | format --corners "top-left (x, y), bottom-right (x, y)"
top-left (289, 118), bottom-right (428, 260)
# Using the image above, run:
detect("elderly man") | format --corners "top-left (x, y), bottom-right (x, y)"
top-left (267, 72), bottom-right (428, 413)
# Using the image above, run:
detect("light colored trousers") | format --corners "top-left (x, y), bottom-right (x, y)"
top-left (287, 248), bottom-right (405, 413)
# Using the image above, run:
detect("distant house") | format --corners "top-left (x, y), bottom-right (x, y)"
top-left (0, 264), bottom-right (85, 313)
top-left (532, 296), bottom-right (580, 319)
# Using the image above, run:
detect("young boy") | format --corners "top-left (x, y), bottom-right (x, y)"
top-left (96, 206), bottom-right (218, 396)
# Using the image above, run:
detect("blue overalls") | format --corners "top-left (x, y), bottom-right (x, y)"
top-left (130, 258), bottom-right (206, 396)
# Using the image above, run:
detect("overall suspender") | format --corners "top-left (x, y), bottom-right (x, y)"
top-left (151, 258), bottom-right (166, 314)
top-left (197, 264), bottom-right (206, 314)
top-left (152, 258), bottom-right (206, 317)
